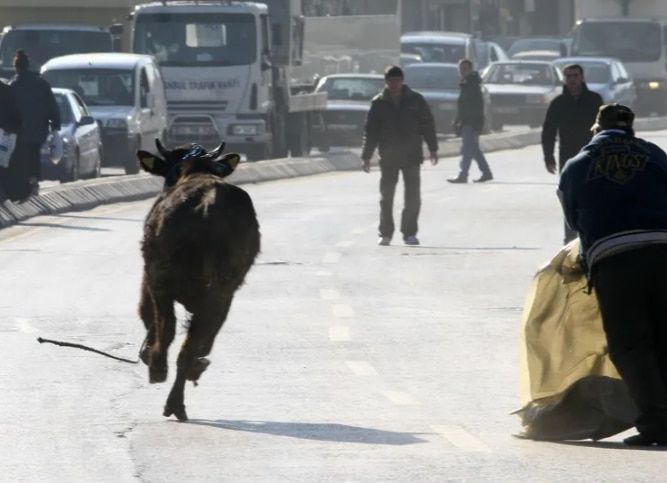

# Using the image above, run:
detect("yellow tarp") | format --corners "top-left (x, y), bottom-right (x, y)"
top-left (519, 240), bottom-right (621, 407)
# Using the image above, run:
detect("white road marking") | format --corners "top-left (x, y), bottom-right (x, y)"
top-left (328, 326), bottom-right (350, 342)
top-left (316, 270), bottom-right (333, 277)
top-left (332, 304), bottom-right (355, 318)
top-left (322, 252), bottom-right (341, 264)
top-left (431, 425), bottom-right (492, 453)
top-left (382, 391), bottom-right (421, 406)
top-left (346, 361), bottom-right (379, 376)
top-left (16, 318), bottom-right (37, 334)
top-left (335, 240), bottom-right (355, 248)
top-left (319, 289), bottom-right (340, 301)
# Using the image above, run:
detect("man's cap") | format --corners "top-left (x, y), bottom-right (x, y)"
top-left (384, 65), bottom-right (404, 79)
top-left (591, 103), bottom-right (635, 132)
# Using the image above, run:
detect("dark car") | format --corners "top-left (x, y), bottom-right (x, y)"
top-left (482, 61), bottom-right (562, 130)
top-left (41, 87), bottom-right (102, 182)
top-left (404, 62), bottom-right (494, 134)
top-left (311, 74), bottom-right (385, 151)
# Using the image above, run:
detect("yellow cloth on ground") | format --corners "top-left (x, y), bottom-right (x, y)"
top-left (518, 240), bottom-right (620, 407)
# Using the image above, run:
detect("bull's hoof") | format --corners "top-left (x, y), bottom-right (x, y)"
top-left (139, 346), bottom-right (151, 366)
top-left (149, 366), bottom-right (168, 384)
top-left (186, 358), bottom-right (210, 383)
top-left (163, 403), bottom-right (188, 421)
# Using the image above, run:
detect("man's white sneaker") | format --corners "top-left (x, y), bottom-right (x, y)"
top-left (378, 236), bottom-right (391, 246)
top-left (404, 236), bottom-right (420, 246)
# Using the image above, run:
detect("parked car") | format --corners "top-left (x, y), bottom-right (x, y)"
top-left (401, 31), bottom-right (477, 65)
top-left (41, 88), bottom-right (102, 182)
top-left (41, 53), bottom-right (167, 174)
top-left (475, 40), bottom-right (509, 71)
top-left (311, 73), bottom-right (385, 151)
top-left (482, 61), bottom-right (563, 130)
top-left (508, 37), bottom-right (568, 58)
top-left (552, 57), bottom-right (637, 107)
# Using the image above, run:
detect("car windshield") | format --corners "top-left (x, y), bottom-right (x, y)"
top-left (54, 93), bottom-right (73, 124)
top-left (572, 22), bottom-right (661, 63)
top-left (508, 38), bottom-right (561, 56)
top-left (484, 63), bottom-right (553, 86)
top-left (401, 42), bottom-right (465, 64)
top-left (0, 30), bottom-right (112, 70)
top-left (134, 13), bottom-right (256, 66)
top-left (43, 69), bottom-right (135, 106)
top-left (317, 77), bottom-right (385, 101)
top-left (554, 62), bottom-right (611, 84)
top-left (404, 65), bottom-right (460, 90)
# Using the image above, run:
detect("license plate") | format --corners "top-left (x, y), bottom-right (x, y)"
top-left (328, 123), bottom-right (357, 131)
top-left (496, 107), bottom-right (519, 114)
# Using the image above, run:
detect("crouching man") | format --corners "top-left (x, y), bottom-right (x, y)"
top-left (558, 104), bottom-right (667, 446)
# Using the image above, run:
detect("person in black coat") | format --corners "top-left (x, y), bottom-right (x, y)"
top-left (448, 59), bottom-right (493, 183)
top-left (542, 63), bottom-right (603, 243)
top-left (0, 81), bottom-right (21, 201)
top-left (7, 49), bottom-right (60, 202)
top-left (361, 65), bottom-right (439, 246)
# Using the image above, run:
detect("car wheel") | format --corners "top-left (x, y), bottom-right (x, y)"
top-left (318, 145), bottom-right (331, 153)
top-left (124, 137), bottom-right (141, 175)
top-left (93, 145), bottom-right (102, 178)
top-left (60, 149), bottom-right (80, 183)
top-left (491, 119), bottom-right (504, 132)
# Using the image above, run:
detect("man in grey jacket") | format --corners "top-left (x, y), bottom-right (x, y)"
top-left (8, 49), bottom-right (60, 202)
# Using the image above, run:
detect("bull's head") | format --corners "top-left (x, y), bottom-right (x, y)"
top-left (137, 140), bottom-right (241, 186)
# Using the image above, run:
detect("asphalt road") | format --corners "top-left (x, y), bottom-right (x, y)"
top-left (3, 133), bottom-right (667, 482)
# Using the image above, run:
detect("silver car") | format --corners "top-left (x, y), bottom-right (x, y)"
top-left (553, 57), bottom-right (637, 107)
top-left (41, 88), bottom-right (102, 182)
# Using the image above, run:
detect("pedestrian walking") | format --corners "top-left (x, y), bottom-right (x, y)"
top-left (7, 49), bottom-right (60, 202)
top-left (542, 63), bottom-right (603, 243)
top-left (558, 104), bottom-right (667, 446)
top-left (0, 80), bottom-right (21, 201)
top-left (448, 59), bottom-right (493, 184)
top-left (361, 65), bottom-right (439, 246)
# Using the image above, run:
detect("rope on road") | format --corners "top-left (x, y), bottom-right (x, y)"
top-left (37, 337), bottom-right (140, 364)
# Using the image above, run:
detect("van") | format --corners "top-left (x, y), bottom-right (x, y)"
top-left (401, 31), bottom-right (477, 66)
top-left (41, 53), bottom-right (168, 174)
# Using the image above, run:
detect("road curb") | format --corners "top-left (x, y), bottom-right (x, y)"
top-left (1, 117), bottom-right (666, 230)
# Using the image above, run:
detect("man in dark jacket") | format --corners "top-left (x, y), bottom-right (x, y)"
top-left (543, 64), bottom-right (603, 243)
top-left (8, 49), bottom-right (60, 202)
top-left (448, 59), bottom-right (493, 183)
top-left (361, 65), bottom-right (439, 246)
top-left (0, 80), bottom-right (21, 202)
top-left (559, 104), bottom-right (667, 446)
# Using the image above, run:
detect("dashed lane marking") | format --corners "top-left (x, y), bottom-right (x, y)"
top-left (322, 252), bottom-right (341, 264)
top-left (319, 289), bottom-right (340, 301)
top-left (332, 304), bottom-right (355, 318)
top-left (431, 425), bottom-right (492, 453)
top-left (382, 391), bottom-right (421, 406)
top-left (16, 318), bottom-right (37, 334)
top-left (316, 270), bottom-right (333, 277)
top-left (346, 361), bottom-right (379, 376)
top-left (329, 326), bottom-right (351, 342)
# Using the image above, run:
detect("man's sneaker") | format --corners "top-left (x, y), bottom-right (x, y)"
top-left (474, 173), bottom-right (493, 183)
top-left (404, 236), bottom-right (420, 246)
top-left (447, 175), bottom-right (467, 184)
top-left (378, 236), bottom-right (391, 246)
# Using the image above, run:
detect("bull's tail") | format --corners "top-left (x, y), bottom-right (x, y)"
top-left (37, 337), bottom-right (141, 364)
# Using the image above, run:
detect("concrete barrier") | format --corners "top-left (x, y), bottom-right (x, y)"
top-left (1, 118), bottom-right (666, 230)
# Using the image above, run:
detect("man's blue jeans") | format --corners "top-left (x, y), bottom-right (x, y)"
top-left (459, 125), bottom-right (491, 178)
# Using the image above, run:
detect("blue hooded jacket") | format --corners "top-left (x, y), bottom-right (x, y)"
top-left (558, 129), bottom-right (667, 271)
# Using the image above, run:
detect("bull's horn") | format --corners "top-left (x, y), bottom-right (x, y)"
top-left (207, 142), bottom-right (226, 158)
top-left (155, 139), bottom-right (170, 158)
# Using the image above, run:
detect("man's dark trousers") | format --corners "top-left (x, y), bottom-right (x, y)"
top-left (560, 153), bottom-right (578, 244)
top-left (379, 164), bottom-right (420, 239)
top-left (593, 245), bottom-right (667, 438)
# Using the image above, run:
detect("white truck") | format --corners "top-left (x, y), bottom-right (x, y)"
top-left (130, 0), bottom-right (326, 160)
top-left (571, 0), bottom-right (667, 114)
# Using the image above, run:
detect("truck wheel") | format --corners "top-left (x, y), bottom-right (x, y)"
top-left (246, 144), bottom-right (270, 162)
top-left (288, 116), bottom-right (310, 157)
top-left (124, 137), bottom-right (141, 175)
top-left (271, 114), bottom-right (288, 159)
top-left (491, 118), bottom-right (504, 132)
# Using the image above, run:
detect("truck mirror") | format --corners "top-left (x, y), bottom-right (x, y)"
top-left (109, 23), bottom-right (124, 36)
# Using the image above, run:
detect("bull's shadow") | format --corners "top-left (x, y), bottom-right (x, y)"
top-left (185, 419), bottom-right (428, 446)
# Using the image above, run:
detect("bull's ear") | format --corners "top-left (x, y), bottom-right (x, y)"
top-left (137, 150), bottom-right (168, 176)
top-left (213, 153), bottom-right (241, 178)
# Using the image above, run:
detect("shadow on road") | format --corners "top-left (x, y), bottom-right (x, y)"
top-left (549, 440), bottom-right (667, 452)
top-left (399, 245), bottom-right (541, 252)
top-left (185, 419), bottom-right (429, 445)
top-left (16, 222), bottom-right (111, 232)
top-left (53, 214), bottom-right (143, 223)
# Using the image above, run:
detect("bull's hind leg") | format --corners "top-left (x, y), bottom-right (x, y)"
top-left (163, 295), bottom-right (233, 421)
top-left (148, 289), bottom-right (176, 384)
top-left (138, 275), bottom-right (155, 366)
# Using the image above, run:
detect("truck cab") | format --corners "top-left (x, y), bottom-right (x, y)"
top-left (570, 17), bottom-right (667, 115)
top-left (131, 1), bottom-right (325, 160)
